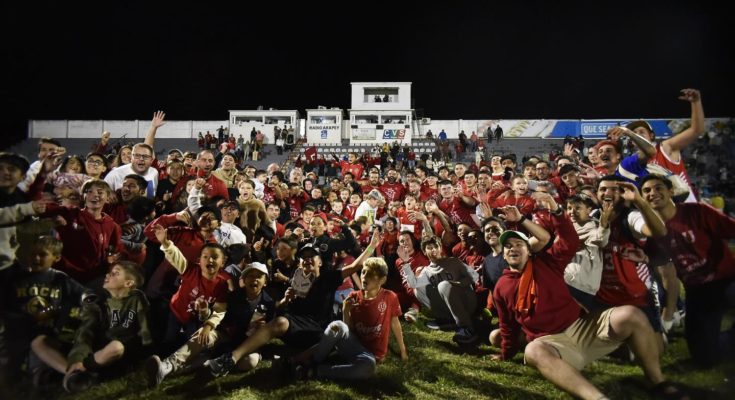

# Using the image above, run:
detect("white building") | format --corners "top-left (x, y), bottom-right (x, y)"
top-left (228, 109), bottom-right (300, 144)
top-left (305, 107), bottom-right (343, 145)
top-left (348, 82), bottom-right (414, 145)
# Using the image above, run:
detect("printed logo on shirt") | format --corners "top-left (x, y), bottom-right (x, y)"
top-left (110, 309), bottom-right (137, 329)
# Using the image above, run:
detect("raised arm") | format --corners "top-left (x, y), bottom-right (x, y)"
top-left (144, 110), bottom-right (166, 148)
top-left (501, 204), bottom-right (551, 253)
top-left (621, 181), bottom-right (667, 238)
top-left (341, 229), bottom-right (380, 278)
top-left (662, 89), bottom-right (704, 155)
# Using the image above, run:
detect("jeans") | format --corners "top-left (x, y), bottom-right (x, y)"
top-left (313, 321), bottom-right (376, 380)
top-left (415, 280), bottom-right (477, 328)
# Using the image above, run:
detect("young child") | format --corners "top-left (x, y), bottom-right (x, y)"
top-left (146, 262), bottom-right (275, 387)
top-left (293, 257), bottom-right (408, 380)
top-left (1, 236), bottom-right (89, 384)
top-left (153, 224), bottom-right (229, 347)
top-left (62, 261), bottom-right (151, 393)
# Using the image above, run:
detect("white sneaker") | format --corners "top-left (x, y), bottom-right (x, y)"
top-left (404, 308), bottom-right (419, 323)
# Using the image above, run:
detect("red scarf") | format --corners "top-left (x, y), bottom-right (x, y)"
top-left (515, 259), bottom-right (537, 317)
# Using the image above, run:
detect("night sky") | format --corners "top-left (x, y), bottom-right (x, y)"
top-left (4, 1), bottom-right (734, 146)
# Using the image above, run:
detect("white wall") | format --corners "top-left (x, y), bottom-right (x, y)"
top-left (29, 120), bottom-right (228, 139)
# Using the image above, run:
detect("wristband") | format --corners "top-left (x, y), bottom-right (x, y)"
top-left (552, 205), bottom-right (564, 215)
top-left (518, 216), bottom-right (527, 224)
top-left (366, 245), bottom-right (375, 254)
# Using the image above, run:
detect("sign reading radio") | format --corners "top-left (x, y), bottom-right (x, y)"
top-left (382, 129), bottom-right (406, 139)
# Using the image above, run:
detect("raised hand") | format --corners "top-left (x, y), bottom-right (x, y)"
top-left (253, 237), bottom-right (266, 252)
top-left (563, 143), bottom-right (575, 157)
top-left (42, 147), bottom-right (66, 172)
top-left (175, 210), bottom-right (191, 225)
top-left (532, 191), bottom-right (558, 211)
top-left (369, 229), bottom-right (380, 249)
top-left (477, 202), bottom-right (493, 219)
top-left (151, 111), bottom-right (166, 128)
top-left (500, 205), bottom-right (522, 222)
top-left (152, 224), bottom-right (169, 245)
top-left (617, 181), bottom-right (641, 203)
top-left (678, 88), bottom-right (701, 103)
top-left (194, 178), bottom-right (206, 190)
top-left (599, 200), bottom-right (615, 228)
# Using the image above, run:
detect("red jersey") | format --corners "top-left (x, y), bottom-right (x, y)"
top-left (492, 192), bottom-right (535, 217)
top-left (339, 161), bottom-right (365, 180)
top-left (649, 143), bottom-right (697, 202)
top-left (288, 191), bottom-right (310, 219)
top-left (347, 288), bottom-right (401, 361)
top-left (170, 266), bottom-right (229, 324)
top-left (595, 213), bottom-right (650, 307)
top-left (172, 173), bottom-right (229, 202)
top-left (396, 208), bottom-right (423, 239)
top-left (439, 197), bottom-right (479, 229)
top-left (649, 203), bottom-right (735, 287)
top-left (379, 182), bottom-right (407, 203)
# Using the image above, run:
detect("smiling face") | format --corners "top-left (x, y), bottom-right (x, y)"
top-left (597, 145), bottom-right (620, 170)
top-left (64, 157), bottom-right (83, 174)
top-left (121, 177), bottom-right (144, 203)
top-left (463, 173), bottom-right (477, 187)
top-left (0, 162), bottom-right (24, 192)
top-left (85, 155), bottom-right (107, 178)
top-left (567, 201), bottom-right (592, 225)
top-left (503, 238), bottom-right (529, 269)
top-left (83, 184), bottom-right (110, 212)
top-left (535, 162), bottom-right (551, 180)
top-left (120, 147), bottom-right (132, 165)
top-left (641, 178), bottom-right (672, 211)
top-left (309, 216), bottom-right (326, 237)
top-left (483, 221), bottom-right (503, 246)
top-left (423, 243), bottom-right (443, 263)
top-left (221, 154), bottom-right (236, 170)
top-left (398, 233), bottom-right (414, 255)
top-left (198, 152), bottom-right (216, 174)
top-left (199, 247), bottom-right (226, 280)
top-left (511, 176), bottom-right (528, 196)
top-left (561, 170), bottom-right (580, 188)
top-left (596, 180), bottom-right (622, 209)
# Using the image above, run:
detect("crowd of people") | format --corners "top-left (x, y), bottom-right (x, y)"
top-left (1, 89), bottom-right (733, 399)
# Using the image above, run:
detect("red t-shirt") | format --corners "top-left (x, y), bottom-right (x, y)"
top-left (340, 161), bottom-right (365, 180)
top-left (595, 214), bottom-right (650, 307)
top-left (347, 288), bottom-right (401, 361)
top-left (439, 197), bottom-right (478, 229)
top-left (649, 203), bottom-right (735, 287)
top-left (170, 266), bottom-right (229, 324)
top-left (379, 182), bottom-right (407, 203)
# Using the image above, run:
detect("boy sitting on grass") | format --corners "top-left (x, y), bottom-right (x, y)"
top-left (62, 261), bottom-right (151, 393)
top-left (152, 224), bottom-right (230, 349)
top-left (146, 261), bottom-right (275, 387)
top-left (291, 257), bottom-right (408, 380)
top-left (1, 236), bottom-right (90, 385)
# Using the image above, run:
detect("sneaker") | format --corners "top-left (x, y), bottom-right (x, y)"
top-left (294, 364), bottom-right (316, 381)
top-left (63, 370), bottom-right (93, 393)
top-left (425, 319), bottom-right (456, 331)
top-left (452, 327), bottom-right (479, 345)
top-left (145, 355), bottom-right (170, 387)
top-left (204, 352), bottom-right (236, 378)
top-left (404, 308), bottom-right (419, 323)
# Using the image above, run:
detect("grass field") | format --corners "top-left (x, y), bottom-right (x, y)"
top-left (14, 315), bottom-right (732, 400)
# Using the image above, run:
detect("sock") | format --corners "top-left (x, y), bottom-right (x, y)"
top-left (82, 355), bottom-right (102, 371)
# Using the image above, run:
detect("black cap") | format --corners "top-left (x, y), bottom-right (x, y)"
top-left (297, 242), bottom-right (322, 257)
top-left (0, 152), bottom-right (30, 172)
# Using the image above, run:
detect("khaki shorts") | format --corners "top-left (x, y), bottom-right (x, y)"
top-left (526, 308), bottom-right (623, 370)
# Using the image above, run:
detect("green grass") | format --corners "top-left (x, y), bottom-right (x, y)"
top-left (17, 317), bottom-right (735, 400)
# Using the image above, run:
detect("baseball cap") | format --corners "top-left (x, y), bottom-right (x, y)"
top-left (297, 242), bottom-right (322, 257)
top-left (0, 152), bottom-right (30, 172)
top-left (498, 230), bottom-right (531, 247)
top-left (241, 262), bottom-right (269, 279)
top-left (625, 120), bottom-right (654, 134)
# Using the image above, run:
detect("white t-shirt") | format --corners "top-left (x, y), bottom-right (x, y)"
top-left (104, 164), bottom-right (159, 198)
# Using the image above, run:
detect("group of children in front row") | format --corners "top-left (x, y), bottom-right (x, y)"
top-left (0, 215), bottom-right (409, 395)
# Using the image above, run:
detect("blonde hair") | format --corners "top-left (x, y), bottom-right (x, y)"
top-left (363, 257), bottom-right (388, 278)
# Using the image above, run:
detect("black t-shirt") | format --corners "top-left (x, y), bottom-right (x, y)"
top-left (220, 289), bottom-right (275, 340)
top-left (288, 269), bottom-right (342, 324)
top-left (482, 252), bottom-right (507, 291)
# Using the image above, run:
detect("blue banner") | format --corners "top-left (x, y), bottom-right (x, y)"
top-left (547, 120), bottom-right (673, 139)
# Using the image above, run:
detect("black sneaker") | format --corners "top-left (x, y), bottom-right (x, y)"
top-left (452, 327), bottom-right (479, 345)
top-left (425, 319), bottom-right (457, 331)
top-left (204, 352), bottom-right (235, 378)
top-left (63, 370), bottom-right (94, 393)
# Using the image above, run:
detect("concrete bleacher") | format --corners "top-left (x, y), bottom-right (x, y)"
top-left (7, 136), bottom-right (565, 173)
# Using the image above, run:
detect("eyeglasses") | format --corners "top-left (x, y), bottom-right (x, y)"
top-left (132, 154), bottom-right (152, 160)
top-left (86, 159), bottom-right (104, 166)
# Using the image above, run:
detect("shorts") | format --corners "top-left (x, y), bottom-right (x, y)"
top-left (282, 314), bottom-right (324, 348)
top-left (528, 308), bottom-right (623, 370)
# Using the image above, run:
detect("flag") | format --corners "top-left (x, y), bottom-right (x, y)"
top-left (305, 145), bottom-right (317, 163)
